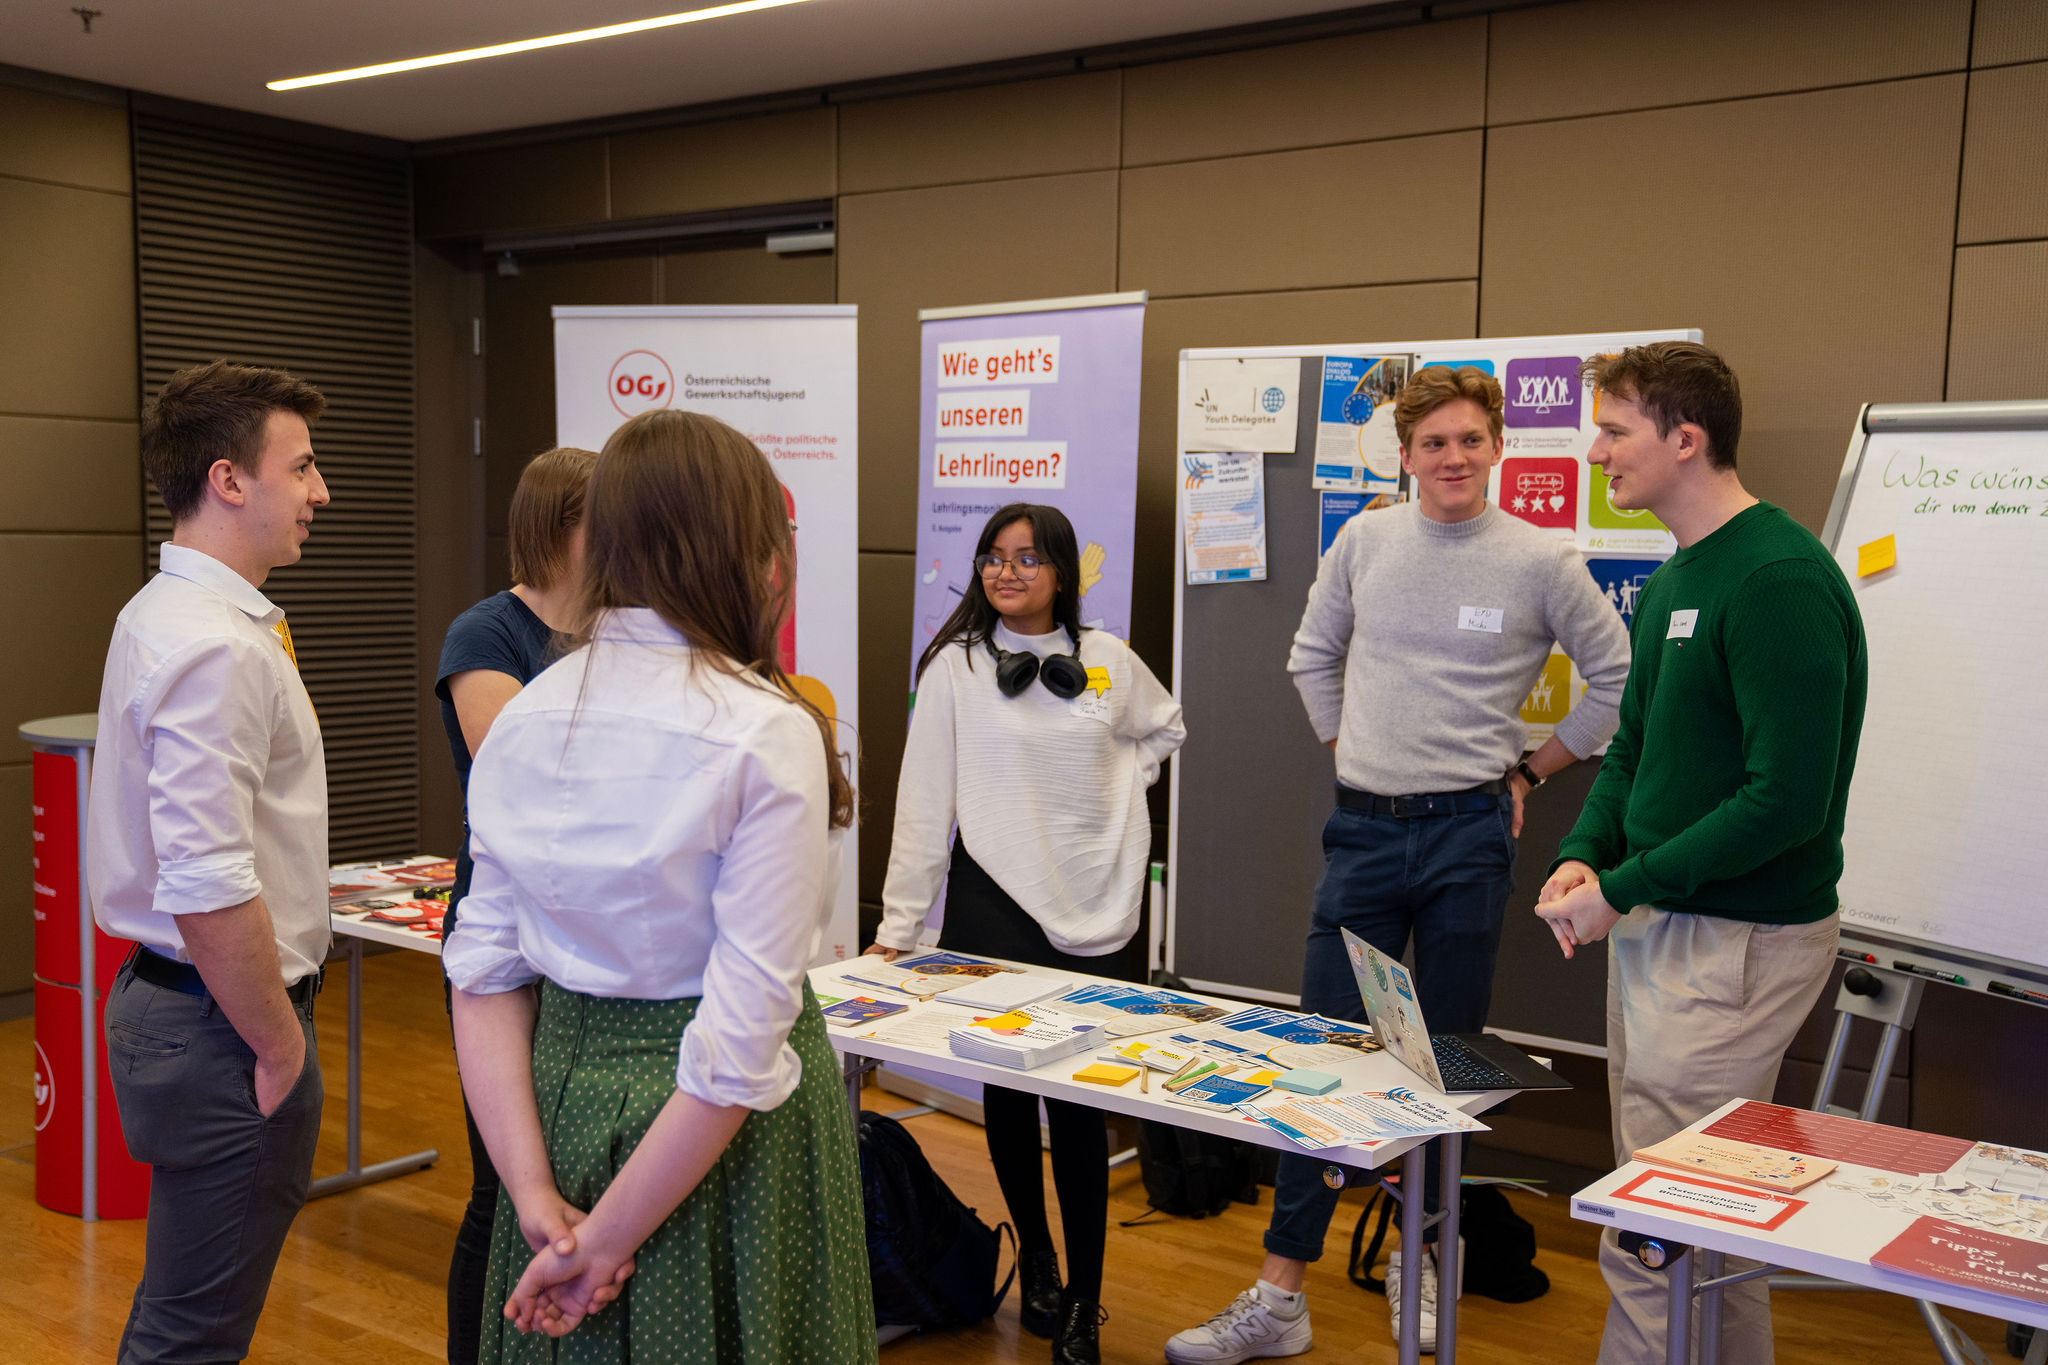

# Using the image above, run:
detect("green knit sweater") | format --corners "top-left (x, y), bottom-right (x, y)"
top-left (1555, 502), bottom-right (1867, 924)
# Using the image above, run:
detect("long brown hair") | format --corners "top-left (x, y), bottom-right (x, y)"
top-left (575, 409), bottom-right (854, 828)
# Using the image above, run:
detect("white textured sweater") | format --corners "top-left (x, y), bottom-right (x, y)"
top-left (878, 623), bottom-right (1186, 956)
top-left (1289, 502), bottom-right (1630, 795)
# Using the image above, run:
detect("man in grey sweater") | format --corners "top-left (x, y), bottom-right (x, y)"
top-left (1167, 365), bottom-right (1631, 1362)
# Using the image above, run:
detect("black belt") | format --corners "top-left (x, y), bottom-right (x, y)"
top-left (1336, 779), bottom-right (1507, 819)
top-left (132, 946), bottom-right (321, 1006)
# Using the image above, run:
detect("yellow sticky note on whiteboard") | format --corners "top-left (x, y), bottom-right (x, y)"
top-left (1856, 535), bottom-right (1897, 578)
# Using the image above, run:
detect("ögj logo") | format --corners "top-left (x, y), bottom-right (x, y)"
top-left (608, 350), bottom-right (674, 418)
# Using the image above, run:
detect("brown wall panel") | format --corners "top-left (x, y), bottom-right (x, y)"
top-left (1132, 283), bottom-right (1478, 675)
top-left (1118, 132), bottom-right (1481, 299)
top-left (1974, 0), bottom-right (2048, 66)
top-left (610, 109), bottom-right (836, 220)
top-left (1482, 78), bottom-right (1963, 531)
top-left (1947, 242), bottom-right (2048, 401)
top-left (415, 245), bottom-right (484, 860)
top-left (838, 74), bottom-right (1119, 193)
top-left (1121, 19), bottom-right (1485, 167)
top-left (0, 763), bottom-right (30, 996)
top-left (1957, 61), bottom-right (2048, 244)
top-left (0, 417), bottom-right (139, 533)
top-left (1489, 0), bottom-right (1971, 125)
top-left (0, 178), bottom-right (136, 422)
top-left (835, 172), bottom-right (1119, 553)
top-left (659, 244), bottom-right (837, 305)
top-left (482, 254), bottom-right (658, 533)
top-left (1910, 986), bottom-right (2048, 1147)
top-left (855, 550), bottom-right (915, 904)
top-left (0, 87), bottom-right (129, 193)
top-left (415, 139), bottom-right (608, 239)
top-left (0, 534), bottom-right (142, 765)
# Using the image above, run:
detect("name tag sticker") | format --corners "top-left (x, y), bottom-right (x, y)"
top-left (1073, 689), bottom-right (1112, 725)
top-left (1667, 608), bottom-right (1699, 640)
top-left (1458, 606), bottom-right (1504, 634)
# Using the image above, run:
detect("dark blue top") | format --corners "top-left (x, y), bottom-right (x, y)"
top-left (435, 590), bottom-right (557, 915)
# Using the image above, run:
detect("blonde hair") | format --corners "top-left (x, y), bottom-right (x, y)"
top-left (506, 446), bottom-right (598, 590)
top-left (1394, 366), bottom-right (1504, 447)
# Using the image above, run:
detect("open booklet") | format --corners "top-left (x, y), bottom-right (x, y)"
top-left (1237, 1088), bottom-right (1489, 1151)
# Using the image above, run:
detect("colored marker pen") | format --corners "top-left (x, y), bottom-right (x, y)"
top-left (1988, 981), bottom-right (2048, 1006)
top-left (1892, 960), bottom-right (1966, 986)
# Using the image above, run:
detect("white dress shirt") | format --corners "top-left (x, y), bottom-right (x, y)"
top-left (443, 608), bottom-right (842, 1112)
top-left (87, 544), bottom-right (330, 984)
top-left (877, 623), bottom-right (1186, 956)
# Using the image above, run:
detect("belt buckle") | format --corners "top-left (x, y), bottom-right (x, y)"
top-left (1390, 794), bottom-right (1440, 819)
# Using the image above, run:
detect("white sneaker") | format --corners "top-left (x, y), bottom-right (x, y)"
top-left (1385, 1247), bottom-right (1440, 1354)
top-left (1164, 1282), bottom-right (1314, 1364)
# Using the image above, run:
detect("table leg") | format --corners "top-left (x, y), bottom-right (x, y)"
top-left (844, 1051), bottom-right (868, 1117)
top-left (1437, 1133), bottom-right (1463, 1365)
top-left (1397, 1141), bottom-right (1426, 1365)
top-left (2023, 1323), bottom-right (2047, 1365)
top-left (307, 936), bottom-right (437, 1199)
top-left (1696, 1249), bottom-right (1722, 1365)
top-left (1665, 1247), bottom-right (1694, 1365)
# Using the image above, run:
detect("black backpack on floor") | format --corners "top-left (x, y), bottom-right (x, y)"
top-left (1348, 1180), bottom-right (1549, 1303)
top-left (1131, 1119), bottom-right (1263, 1219)
top-left (857, 1110), bottom-right (1016, 1329)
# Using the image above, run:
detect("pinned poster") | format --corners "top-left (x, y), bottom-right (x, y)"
top-left (1185, 356), bottom-right (1299, 452)
top-left (1183, 452), bottom-right (1267, 584)
top-left (914, 293), bottom-right (1146, 682)
top-left (551, 304), bottom-right (860, 964)
top-left (1312, 355), bottom-right (1409, 491)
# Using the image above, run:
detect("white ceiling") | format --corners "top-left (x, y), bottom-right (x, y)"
top-left (1, 0), bottom-right (1394, 143)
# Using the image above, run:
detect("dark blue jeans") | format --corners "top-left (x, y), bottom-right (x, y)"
top-left (1263, 796), bottom-right (1516, 1262)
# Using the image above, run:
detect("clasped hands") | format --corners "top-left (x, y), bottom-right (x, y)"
top-left (503, 1189), bottom-right (637, 1337)
top-left (1534, 860), bottom-right (1622, 958)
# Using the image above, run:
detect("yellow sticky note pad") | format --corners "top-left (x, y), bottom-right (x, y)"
top-left (1244, 1070), bottom-right (1280, 1087)
top-left (1074, 1063), bottom-right (1139, 1086)
top-left (1857, 535), bottom-right (1897, 578)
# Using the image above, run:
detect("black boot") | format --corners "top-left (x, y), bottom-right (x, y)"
top-left (1051, 1294), bottom-right (1106, 1365)
top-left (1018, 1248), bottom-right (1062, 1338)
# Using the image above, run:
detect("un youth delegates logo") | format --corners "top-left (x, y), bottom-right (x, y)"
top-left (1261, 386), bottom-right (1287, 413)
top-left (608, 350), bottom-right (674, 417)
top-left (1503, 356), bottom-right (1581, 429)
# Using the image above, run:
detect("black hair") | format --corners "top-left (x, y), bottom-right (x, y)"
top-left (915, 502), bottom-right (1086, 683)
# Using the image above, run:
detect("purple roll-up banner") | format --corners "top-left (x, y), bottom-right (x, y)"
top-left (910, 292), bottom-right (1146, 697)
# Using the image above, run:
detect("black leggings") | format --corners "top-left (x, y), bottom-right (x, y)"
top-left (443, 897), bottom-right (503, 1365)
top-left (938, 841), bottom-right (1141, 1304)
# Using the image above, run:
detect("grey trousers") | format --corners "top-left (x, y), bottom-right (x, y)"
top-left (1597, 908), bottom-right (1839, 1365)
top-left (104, 960), bottom-right (324, 1365)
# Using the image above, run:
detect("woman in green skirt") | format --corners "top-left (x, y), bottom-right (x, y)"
top-left (445, 409), bottom-right (875, 1363)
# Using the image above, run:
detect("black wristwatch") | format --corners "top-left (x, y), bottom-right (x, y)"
top-left (1512, 760), bottom-right (1543, 790)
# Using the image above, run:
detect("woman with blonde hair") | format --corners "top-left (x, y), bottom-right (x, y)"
top-left (445, 409), bottom-right (874, 1361)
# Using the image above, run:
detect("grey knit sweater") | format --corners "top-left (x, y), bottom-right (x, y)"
top-left (1288, 502), bottom-right (1630, 796)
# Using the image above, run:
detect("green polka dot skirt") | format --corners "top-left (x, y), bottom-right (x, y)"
top-left (477, 980), bottom-right (878, 1364)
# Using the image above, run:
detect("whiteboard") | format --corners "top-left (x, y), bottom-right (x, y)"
top-left (1824, 401), bottom-right (2048, 978)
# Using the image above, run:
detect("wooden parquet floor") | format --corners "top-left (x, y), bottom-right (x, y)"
top-left (0, 950), bottom-right (2017, 1362)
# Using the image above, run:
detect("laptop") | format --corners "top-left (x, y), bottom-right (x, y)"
top-left (1340, 928), bottom-right (1572, 1095)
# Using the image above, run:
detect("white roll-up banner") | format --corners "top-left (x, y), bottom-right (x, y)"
top-left (553, 305), bottom-right (860, 964)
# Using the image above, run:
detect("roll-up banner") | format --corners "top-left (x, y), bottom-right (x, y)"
top-left (553, 305), bottom-right (860, 963)
top-left (911, 292), bottom-right (1146, 692)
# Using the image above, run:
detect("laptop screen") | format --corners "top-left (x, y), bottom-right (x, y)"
top-left (1341, 928), bottom-right (1447, 1092)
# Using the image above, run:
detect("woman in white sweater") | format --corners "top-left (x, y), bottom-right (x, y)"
top-left (870, 503), bottom-right (1185, 1365)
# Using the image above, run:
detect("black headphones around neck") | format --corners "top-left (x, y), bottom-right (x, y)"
top-left (987, 627), bottom-right (1090, 700)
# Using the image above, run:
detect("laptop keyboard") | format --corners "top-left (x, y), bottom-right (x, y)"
top-left (1430, 1036), bottom-right (1520, 1091)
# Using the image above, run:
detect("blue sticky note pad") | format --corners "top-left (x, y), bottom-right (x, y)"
top-left (1273, 1069), bottom-right (1340, 1095)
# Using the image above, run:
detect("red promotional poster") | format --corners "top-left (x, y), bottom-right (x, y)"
top-left (1871, 1217), bottom-right (2048, 1308)
top-left (1498, 456), bottom-right (1578, 530)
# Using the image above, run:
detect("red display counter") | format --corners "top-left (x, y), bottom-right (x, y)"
top-left (22, 714), bottom-right (148, 1220)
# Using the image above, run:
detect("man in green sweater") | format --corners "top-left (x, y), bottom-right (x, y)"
top-left (1536, 341), bottom-right (1866, 1363)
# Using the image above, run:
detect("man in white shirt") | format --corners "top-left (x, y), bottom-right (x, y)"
top-left (88, 360), bottom-right (332, 1363)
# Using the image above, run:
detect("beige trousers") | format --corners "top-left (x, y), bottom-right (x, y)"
top-left (1596, 907), bottom-right (1840, 1365)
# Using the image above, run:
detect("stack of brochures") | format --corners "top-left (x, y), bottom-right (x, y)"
top-left (948, 1005), bottom-right (1103, 1070)
top-left (942, 973), bottom-right (1072, 1012)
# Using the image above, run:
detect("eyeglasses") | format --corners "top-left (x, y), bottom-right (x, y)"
top-left (974, 552), bottom-right (1043, 581)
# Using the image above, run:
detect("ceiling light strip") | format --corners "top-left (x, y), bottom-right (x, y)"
top-left (268, 0), bottom-right (816, 91)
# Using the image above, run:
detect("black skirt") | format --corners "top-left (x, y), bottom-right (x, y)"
top-left (937, 839), bottom-right (1145, 984)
